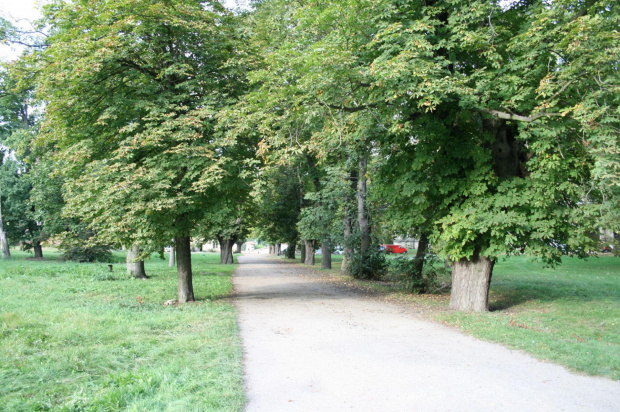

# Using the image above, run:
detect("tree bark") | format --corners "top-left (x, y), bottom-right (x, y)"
top-left (33, 240), bottom-right (43, 259)
top-left (175, 236), bottom-right (194, 303)
top-left (341, 169), bottom-right (357, 274)
top-left (269, 244), bottom-right (275, 255)
top-left (413, 233), bottom-right (429, 278)
top-left (357, 156), bottom-right (371, 253)
top-left (286, 242), bottom-right (296, 259)
top-left (341, 216), bottom-right (353, 273)
top-left (450, 255), bottom-right (495, 312)
top-left (126, 244), bottom-right (148, 279)
top-left (276, 243), bottom-right (281, 255)
top-left (235, 241), bottom-right (243, 253)
top-left (321, 241), bottom-right (332, 269)
top-left (218, 236), bottom-right (236, 264)
top-left (168, 244), bottom-right (175, 267)
top-left (0, 210), bottom-right (10, 259)
top-left (304, 240), bottom-right (315, 265)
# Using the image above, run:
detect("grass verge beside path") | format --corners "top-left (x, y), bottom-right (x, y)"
top-left (439, 255), bottom-right (620, 380)
top-left (309, 253), bottom-right (620, 380)
top-left (0, 250), bottom-right (245, 412)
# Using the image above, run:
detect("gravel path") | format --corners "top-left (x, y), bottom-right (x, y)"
top-left (233, 254), bottom-right (620, 411)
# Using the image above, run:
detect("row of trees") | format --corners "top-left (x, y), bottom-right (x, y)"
top-left (243, 0), bottom-right (618, 311)
top-left (0, 0), bottom-right (617, 311)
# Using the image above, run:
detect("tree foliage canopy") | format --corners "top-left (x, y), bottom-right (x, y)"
top-left (36, 0), bottom-right (251, 249)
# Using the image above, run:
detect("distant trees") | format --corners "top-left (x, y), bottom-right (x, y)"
top-left (0, 60), bottom-right (46, 258)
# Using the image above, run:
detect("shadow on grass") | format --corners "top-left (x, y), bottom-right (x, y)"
top-left (489, 276), bottom-right (620, 311)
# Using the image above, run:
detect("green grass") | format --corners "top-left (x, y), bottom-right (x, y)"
top-left (0, 249), bottom-right (245, 411)
top-left (438, 255), bottom-right (620, 380)
top-left (310, 252), bottom-right (620, 380)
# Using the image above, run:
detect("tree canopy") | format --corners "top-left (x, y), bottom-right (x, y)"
top-left (1, 0), bottom-right (617, 311)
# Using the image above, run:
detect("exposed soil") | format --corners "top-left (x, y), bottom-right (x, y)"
top-left (234, 253), bottom-right (620, 412)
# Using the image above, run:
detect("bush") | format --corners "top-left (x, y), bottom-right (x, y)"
top-left (62, 245), bottom-right (113, 263)
top-left (389, 254), bottom-right (447, 293)
top-left (347, 248), bottom-right (388, 280)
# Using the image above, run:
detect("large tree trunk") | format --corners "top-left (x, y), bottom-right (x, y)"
top-left (446, 119), bottom-right (520, 311)
top-left (413, 233), bottom-right (429, 278)
top-left (269, 244), bottom-right (275, 255)
top-left (450, 256), bottom-right (495, 312)
top-left (286, 242), bottom-right (296, 259)
top-left (33, 240), bottom-right (43, 259)
top-left (357, 156), bottom-right (371, 253)
top-left (321, 241), bottom-right (332, 269)
top-left (218, 237), bottom-right (236, 264)
top-left (126, 244), bottom-right (148, 279)
top-left (168, 244), bottom-right (175, 267)
top-left (304, 240), bottom-right (315, 265)
top-left (235, 241), bottom-right (243, 253)
top-left (276, 243), bottom-right (281, 255)
top-left (175, 236), bottom-right (194, 303)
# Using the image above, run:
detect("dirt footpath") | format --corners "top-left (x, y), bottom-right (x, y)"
top-left (233, 254), bottom-right (620, 412)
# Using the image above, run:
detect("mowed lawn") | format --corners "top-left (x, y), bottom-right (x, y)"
top-left (0, 250), bottom-right (245, 412)
top-left (439, 255), bottom-right (620, 380)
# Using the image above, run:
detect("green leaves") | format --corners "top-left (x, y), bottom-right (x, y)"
top-left (33, 0), bottom-right (254, 248)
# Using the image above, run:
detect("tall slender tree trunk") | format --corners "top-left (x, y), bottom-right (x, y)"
top-left (413, 233), bottom-right (429, 278)
top-left (341, 212), bottom-right (354, 273)
top-left (321, 241), bottom-right (332, 269)
top-left (0, 199), bottom-right (10, 259)
top-left (450, 255), bottom-right (495, 312)
top-left (175, 236), bottom-right (194, 303)
top-left (33, 240), bottom-right (43, 259)
top-left (169, 244), bottom-right (175, 267)
top-left (341, 170), bottom-right (357, 274)
top-left (300, 242), bottom-right (306, 263)
top-left (357, 156), bottom-right (370, 253)
top-left (218, 236), bottom-right (236, 264)
top-left (126, 244), bottom-right (148, 279)
top-left (304, 240), bottom-right (315, 265)
top-left (276, 243), bottom-right (281, 255)
top-left (269, 244), bottom-right (275, 255)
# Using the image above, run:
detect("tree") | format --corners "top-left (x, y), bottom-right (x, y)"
top-left (247, 0), bottom-right (615, 311)
top-left (36, 0), bottom-right (249, 302)
top-left (242, 0), bottom-right (388, 273)
top-left (297, 166), bottom-right (350, 269)
top-left (0, 64), bottom-right (47, 258)
top-left (367, 0), bottom-right (612, 310)
top-left (253, 165), bottom-right (303, 259)
top-left (126, 244), bottom-right (148, 279)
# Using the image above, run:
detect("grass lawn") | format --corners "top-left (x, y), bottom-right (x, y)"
top-left (0, 249), bottom-right (245, 412)
top-left (311, 252), bottom-right (620, 380)
top-left (440, 255), bottom-right (620, 380)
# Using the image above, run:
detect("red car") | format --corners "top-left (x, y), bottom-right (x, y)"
top-left (381, 244), bottom-right (408, 254)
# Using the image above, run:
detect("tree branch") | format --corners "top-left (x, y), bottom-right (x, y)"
top-left (326, 102), bottom-right (377, 113)
top-left (481, 108), bottom-right (563, 123)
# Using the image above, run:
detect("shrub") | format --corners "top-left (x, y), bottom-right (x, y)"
top-left (62, 245), bottom-right (113, 263)
top-left (347, 248), bottom-right (388, 280)
top-left (389, 254), bottom-right (447, 293)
